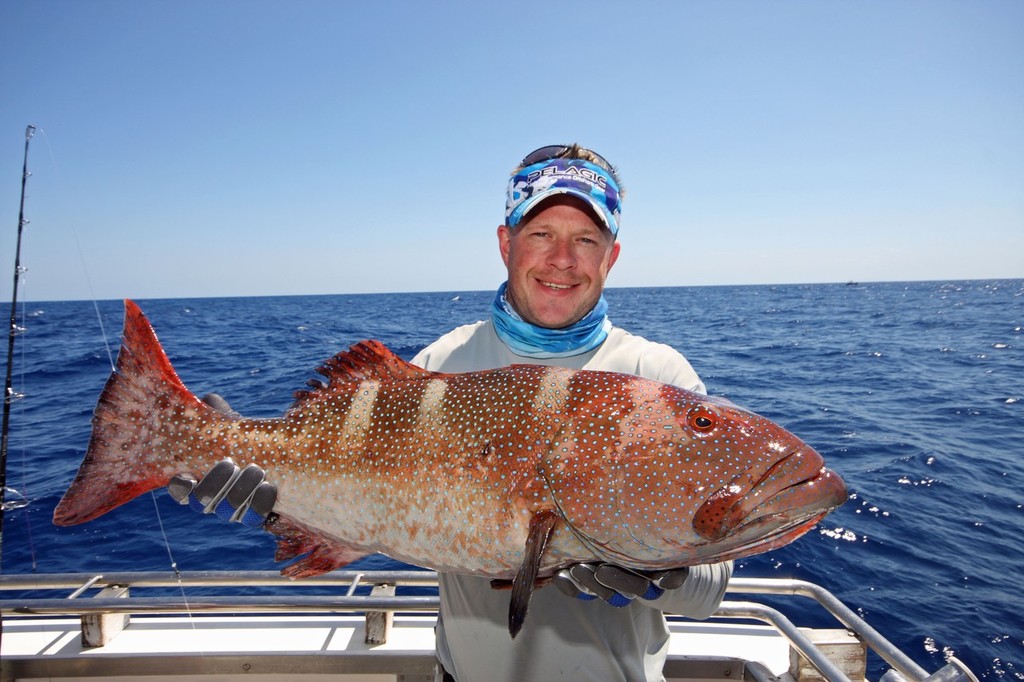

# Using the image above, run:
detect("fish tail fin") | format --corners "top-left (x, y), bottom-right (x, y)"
top-left (53, 299), bottom-right (214, 526)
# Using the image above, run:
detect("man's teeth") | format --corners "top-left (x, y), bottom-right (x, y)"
top-left (542, 282), bottom-right (572, 290)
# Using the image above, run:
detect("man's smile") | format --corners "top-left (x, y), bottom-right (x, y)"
top-left (539, 280), bottom-right (575, 291)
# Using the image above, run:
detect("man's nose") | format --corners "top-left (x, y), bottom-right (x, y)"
top-left (548, 239), bottom-right (576, 269)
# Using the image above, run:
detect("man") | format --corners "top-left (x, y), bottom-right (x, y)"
top-left (172, 144), bottom-right (733, 681)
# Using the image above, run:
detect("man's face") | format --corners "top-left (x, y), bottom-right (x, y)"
top-left (497, 197), bottom-right (621, 329)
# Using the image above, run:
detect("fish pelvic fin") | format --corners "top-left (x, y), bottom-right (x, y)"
top-left (266, 514), bottom-right (368, 578)
top-left (53, 300), bottom-right (220, 526)
top-left (508, 510), bottom-right (559, 638)
top-left (290, 340), bottom-right (437, 410)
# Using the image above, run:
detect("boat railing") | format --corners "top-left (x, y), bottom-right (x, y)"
top-left (0, 571), bottom-right (976, 682)
top-left (1, 569), bottom-right (441, 617)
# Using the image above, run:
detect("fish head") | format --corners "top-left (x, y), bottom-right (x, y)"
top-left (542, 386), bottom-right (848, 569)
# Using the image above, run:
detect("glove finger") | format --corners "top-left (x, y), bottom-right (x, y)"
top-left (247, 482), bottom-right (277, 516)
top-left (594, 565), bottom-right (649, 600)
top-left (214, 465), bottom-right (266, 522)
top-left (168, 474), bottom-right (197, 504)
top-left (201, 393), bottom-right (241, 418)
top-left (192, 460), bottom-right (240, 511)
top-left (238, 482), bottom-right (277, 527)
top-left (647, 568), bottom-right (689, 591)
top-left (552, 570), bottom-right (597, 600)
top-left (568, 564), bottom-right (614, 600)
top-left (570, 564), bottom-right (631, 606)
top-left (224, 464), bottom-right (266, 507)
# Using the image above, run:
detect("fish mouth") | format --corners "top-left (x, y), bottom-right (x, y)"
top-left (703, 506), bottom-right (835, 562)
top-left (693, 448), bottom-right (848, 544)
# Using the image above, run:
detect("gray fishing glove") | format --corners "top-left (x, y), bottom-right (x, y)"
top-left (552, 563), bottom-right (689, 607)
top-left (166, 394), bottom-right (277, 528)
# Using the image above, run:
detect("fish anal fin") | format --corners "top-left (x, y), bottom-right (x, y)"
top-left (266, 514), bottom-right (368, 578)
top-left (508, 510), bottom-right (559, 638)
top-left (281, 546), bottom-right (364, 579)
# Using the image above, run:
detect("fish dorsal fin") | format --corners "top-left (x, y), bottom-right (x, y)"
top-left (321, 340), bottom-right (431, 383)
top-left (291, 340), bottom-right (434, 408)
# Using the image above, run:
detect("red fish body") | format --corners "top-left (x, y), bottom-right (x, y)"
top-left (54, 300), bottom-right (847, 634)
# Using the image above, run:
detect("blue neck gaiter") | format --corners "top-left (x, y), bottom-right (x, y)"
top-left (490, 282), bottom-right (611, 358)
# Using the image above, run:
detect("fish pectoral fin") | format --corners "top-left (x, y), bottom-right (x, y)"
top-left (508, 510), bottom-right (559, 638)
top-left (266, 514), bottom-right (367, 578)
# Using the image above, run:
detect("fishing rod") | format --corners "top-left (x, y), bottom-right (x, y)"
top-left (0, 125), bottom-right (36, 568)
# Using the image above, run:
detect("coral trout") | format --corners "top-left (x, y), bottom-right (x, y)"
top-left (54, 300), bottom-right (847, 636)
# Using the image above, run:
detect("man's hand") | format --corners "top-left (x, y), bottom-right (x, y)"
top-left (168, 460), bottom-right (277, 527)
top-left (552, 563), bottom-right (689, 607)
top-left (166, 393), bottom-right (277, 528)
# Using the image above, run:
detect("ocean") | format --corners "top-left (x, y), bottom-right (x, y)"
top-left (1, 280), bottom-right (1021, 680)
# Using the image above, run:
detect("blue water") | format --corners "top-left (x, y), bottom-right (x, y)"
top-left (2, 281), bottom-right (1021, 679)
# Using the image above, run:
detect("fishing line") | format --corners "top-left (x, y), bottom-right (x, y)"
top-left (74, 233), bottom-right (114, 370)
top-left (45, 135), bottom-right (204, 634)
top-left (150, 493), bottom-right (182, 579)
top-left (11, 290), bottom-right (37, 571)
top-left (30, 128), bottom-right (202, 637)
top-left (34, 128), bottom-right (115, 369)
top-left (149, 489), bottom-right (201, 639)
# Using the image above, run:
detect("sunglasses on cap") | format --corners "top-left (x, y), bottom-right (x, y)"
top-left (520, 145), bottom-right (616, 175)
top-left (507, 146), bottom-right (621, 234)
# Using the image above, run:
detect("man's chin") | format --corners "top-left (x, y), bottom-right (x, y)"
top-left (527, 305), bottom-right (590, 330)
top-left (510, 285), bottom-right (594, 329)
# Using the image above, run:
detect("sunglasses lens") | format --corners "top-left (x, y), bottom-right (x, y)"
top-left (520, 145), bottom-right (569, 167)
top-left (519, 145), bottom-right (614, 174)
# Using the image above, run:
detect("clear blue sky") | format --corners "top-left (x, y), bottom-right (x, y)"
top-left (1, 0), bottom-right (1021, 302)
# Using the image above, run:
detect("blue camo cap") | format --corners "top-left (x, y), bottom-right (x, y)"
top-left (505, 157), bottom-right (622, 236)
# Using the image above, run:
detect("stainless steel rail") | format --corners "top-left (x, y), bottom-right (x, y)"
top-left (0, 570), bottom-right (440, 614)
top-left (717, 600), bottom-right (853, 682)
top-left (0, 569), bottom-right (438, 590)
top-left (728, 577), bottom-right (930, 681)
top-left (0, 571), bottom-right (961, 682)
top-left (4, 594), bottom-right (441, 615)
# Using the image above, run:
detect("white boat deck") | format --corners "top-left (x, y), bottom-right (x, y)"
top-left (2, 613), bottom-right (797, 682)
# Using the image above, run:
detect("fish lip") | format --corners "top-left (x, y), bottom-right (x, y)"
top-left (693, 447), bottom-right (845, 542)
top-left (707, 507), bottom-right (837, 561)
top-left (723, 468), bottom-right (849, 544)
top-left (681, 469), bottom-right (848, 562)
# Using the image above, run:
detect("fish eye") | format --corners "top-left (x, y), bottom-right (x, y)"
top-left (688, 408), bottom-right (718, 433)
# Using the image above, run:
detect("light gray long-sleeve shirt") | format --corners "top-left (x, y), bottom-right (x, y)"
top-left (412, 320), bottom-right (733, 682)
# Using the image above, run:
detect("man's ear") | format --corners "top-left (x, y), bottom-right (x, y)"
top-left (497, 224), bottom-right (513, 268)
top-left (607, 240), bottom-right (621, 272)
